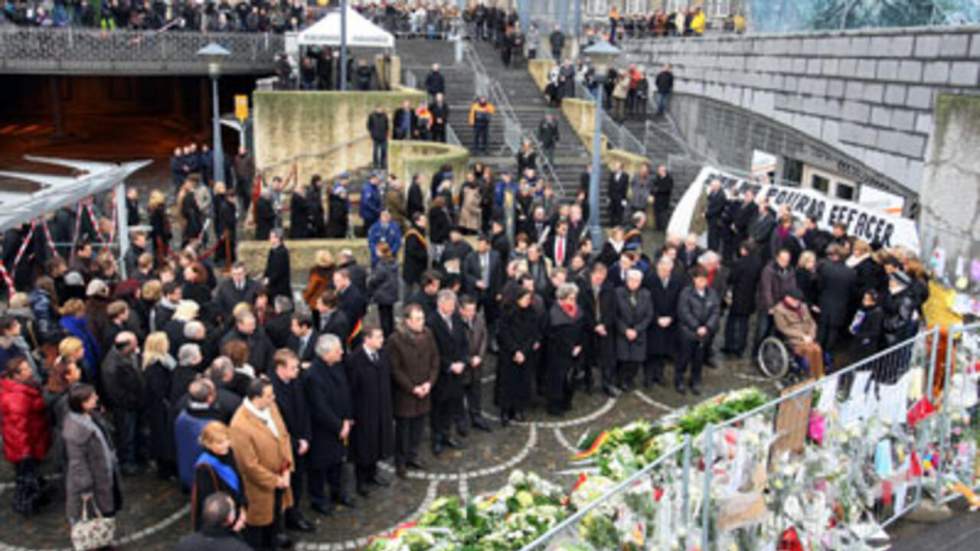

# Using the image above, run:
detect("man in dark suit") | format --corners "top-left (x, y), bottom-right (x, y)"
top-left (213, 263), bottom-right (260, 317)
top-left (426, 290), bottom-right (470, 456)
top-left (614, 270), bottom-right (654, 390)
top-left (306, 334), bottom-right (355, 515)
top-left (265, 296), bottom-right (294, 349)
top-left (545, 219), bottom-right (574, 268)
top-left (732, 189), bottom-right (758, 247)
top-left (578, 262), bottom-right (619, 396)
top-left (457, 295), bottom-right (492, 433)
top-left (391, 99), bottom-right (417, 140)
top-left (288, 311), bottom-right (317, 365)
top-left (263, 229), bottom-right (291, 300)
top-left (333, 269), bottom-right (367, 345)
top-left (220, 311), bottom-right (275, 375)
top-left (608, 162), bottom-right (630, 227)
top-left (704, 179), bottom-right (727, 253)
top-left (644, 257), bottom-right (685, 387)
top-left (462, 235), bottom-right (503, 332)
top-left (406, 271), bottom-right (441, 320)
top-left (345, 326), bottom-right (394, 497)
top-left (269, 349), bottom-right (314, 533)
top-left (676, 266), bottom-right (721, 395)
top-left (337, 250), bottom-right (368, 295)
top-left (314, 290), bottom-right (351, 347)
top-left (816, 244), bottom-right (857, 356)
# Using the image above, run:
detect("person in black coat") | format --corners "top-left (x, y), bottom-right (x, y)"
top-left (314, 291), bottom-right (351, 347)
top-left (722, 241), bottom-right (764, 357)
top-left (337, 253), bottom-right (368, 296)
top-left (143, 344), bottom-right (177, 480)
top-left (578, 263), bottom-right (618, 396)
top-left (544, 284), bottom-right (588, 416)
top-left (732, 189), bottom-right (758, 246)
top-left (849, 289), bottom-right (884, 362)
top-left (462, 235), bottom-right (503, 329)
top-left (254, 191), bottom-right (277, 241)
top-left (345, 328), bottom-right (395, 497)
top-left (652, 164), bottom-right (674, 232)
top-left (817, 245), bottom-right (857, 356)
top-left (704, 180), bottom-right (727, 253)
top-left (305, 335), bottom-right (355, 514)
top-left (334, 270), bottom-right (367, 345)
top-left (326, 181), bottom-right (349, 238)
top-left (263, 229), bottom-right (291, 300)
top-left (644, 257), bottom-right (686, 386)
top-left (177, 492), bottom-right (251, 551)
top-left (429, 94), bottom-right (450, 143)
top-left (368, 246), bottom-right (400, 338)
top-left (676, 266), bottom-right (721, 395)
top-left (424, 64), bottom-right (446, 98)
top-left (367, 106), bottom-right (390, 169)
top-left (428, 197), bottom-right (452, 251)
top-left (307, 176), bottom-right (327, 238)
top-left (402, 214), bottom-right (430, 292)
top-left (212, 184), bottom-right (238, 266)
top-left (497, 287), bottom-right (542, 425)
top-left (406, 175), bottom-right (426, 222)
top-left (390, 100), bottom-right (416, 140)
top-left (213, 265), bottom-right (261, 319)
top-left (426, 290), bottom-right (470, 455)
top-left (607, 162), bottom-right (629, 227)
top-left (220, 313), bottom-right (275, 376)
top-left (179, 181), bottom-right (204, 249)
top-left (288, 187), bottom-right (311, 239)
top-left (287, 311), bottom-right (317, 365)
top-left (269, 350), bottom-right (314, 532)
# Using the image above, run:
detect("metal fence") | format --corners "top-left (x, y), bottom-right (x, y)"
top-left (934, 322), bottom-right (980, 505)
top-left (521, 439), bottom-right (697, 550)
top-left (0, 26), bottom-right (282, 74)
top-left (519, 325), bottom-right (980, 549)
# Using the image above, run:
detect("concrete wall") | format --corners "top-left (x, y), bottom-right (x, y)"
top-left (253, 87), bottom-right (426, 184)
top-left (623, 25), bottom-right (980, 197)
top-left (920, 94), bottom-right (980, 264)
top-left (388, 140), bottom-right (469, 198)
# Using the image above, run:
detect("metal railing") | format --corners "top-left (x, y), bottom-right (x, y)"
top-left (446, 123), bottom-right (462, 148)
top-left (0, 26), bottom-right (283, 74)
top-left (519, 325), bottom-right (980, 549)
top-left (574, 81), bottom-right (646, 156)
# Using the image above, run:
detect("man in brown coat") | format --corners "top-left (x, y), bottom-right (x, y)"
top-left (229, 378), bottom-right (294, 550)
top-left (772, 288), bottom-right (824, 378)
top-left (385, 303), bottom-right (440, 478)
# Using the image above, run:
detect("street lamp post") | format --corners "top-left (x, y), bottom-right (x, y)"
top-left (340, 0), bottom-right (348, 91)
top-left (582, 40), bottom-right (621, 249)
top-left (197, 42), bottom-right (231, 186)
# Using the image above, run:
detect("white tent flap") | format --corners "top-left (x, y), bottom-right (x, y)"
top-left (298, 7), bottom-right (395, 49)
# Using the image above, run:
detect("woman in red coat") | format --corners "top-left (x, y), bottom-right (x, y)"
top-left (0, 356), bottom-right (52, 515)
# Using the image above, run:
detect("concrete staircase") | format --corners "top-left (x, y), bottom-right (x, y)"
top-left (396, 37), bottom-right (703, 225)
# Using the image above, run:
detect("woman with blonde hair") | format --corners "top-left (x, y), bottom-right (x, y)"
top-left (148, 189), bottom-right (172, 265)
top-left (143, 332), bottom-right (178, 479)
top-left (57, 304), bottom-right (100, 382)
top-left (191, 422), bottom-right (247, 531)
top-left (795, 250), bottom-right (819, 307)
top-left (302, 250), bottom-right (334, 311)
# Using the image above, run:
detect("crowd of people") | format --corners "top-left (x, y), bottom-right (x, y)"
top-left (1, 0), bottom-right (310, 32)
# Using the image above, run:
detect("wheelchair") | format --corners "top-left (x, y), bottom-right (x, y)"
top-left (756, 329), bottom-right (812, 382)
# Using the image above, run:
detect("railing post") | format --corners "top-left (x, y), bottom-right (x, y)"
top-left (935, 324), bottom-right (959, 500)
top-left (682, 433), bottom-right (692, 550)
top-left (701, 424), bottom-right (714, 551)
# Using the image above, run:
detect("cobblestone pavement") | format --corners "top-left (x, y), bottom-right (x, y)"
top-left (0, 355), bottom-right (782, 550)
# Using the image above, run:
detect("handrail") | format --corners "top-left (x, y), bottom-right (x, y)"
top-left (574, 81), bottom-right (645, 155)
top-left (464, 41), bottom-right (565, 196)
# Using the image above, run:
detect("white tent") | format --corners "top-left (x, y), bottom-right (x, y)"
top-left (298, 7), bottom-right (395, 49)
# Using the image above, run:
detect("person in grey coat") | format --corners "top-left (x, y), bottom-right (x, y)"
top-left (368, 243), bottom-right (401, 338)
top-left (614, 269), bottom-right (653, 391)
top-left (676, 266), bottom-right (721, 396)
top-left (63, 384), bottom-right (122, 525)
top-left (630, 163), bottom-right (653, 215)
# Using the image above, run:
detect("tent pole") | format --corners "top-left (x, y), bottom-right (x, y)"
top-left (340, 0), bottom-right (348, 91)
top-left (115, 180), bottom-right (129, 279)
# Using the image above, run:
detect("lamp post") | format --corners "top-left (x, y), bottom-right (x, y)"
top-left (197, 42), bottom-right (231, 186)
top-left (340, 0), bottom-right (348, 91)
top-left (582, 40), bottom-right (620, 249)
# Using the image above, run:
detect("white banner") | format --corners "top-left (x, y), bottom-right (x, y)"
top-left (667, 166), bottom-right (921, 253)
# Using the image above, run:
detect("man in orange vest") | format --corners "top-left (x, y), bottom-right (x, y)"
top-left (468, 96), bottom-right (496, 154)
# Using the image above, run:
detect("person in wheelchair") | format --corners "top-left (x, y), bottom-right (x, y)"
top-left (771, 288), bottom-right (825, 378)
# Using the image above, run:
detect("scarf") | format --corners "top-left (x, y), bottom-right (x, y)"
top-left (560, 301), bottom-right (578, 319)
top-left (243, 398), bottom-right (279, 438)
top-left (196, 451), bottom-right (241, 495)
top-left (846, 254), bottom-right (867, 268)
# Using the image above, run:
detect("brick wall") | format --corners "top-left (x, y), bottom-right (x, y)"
top-left (623, 25), bottom-right (980, 196)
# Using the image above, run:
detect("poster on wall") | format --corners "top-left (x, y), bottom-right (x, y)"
top-left (667, 166), bottom-right (922, 253)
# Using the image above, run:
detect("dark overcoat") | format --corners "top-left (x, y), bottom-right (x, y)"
top-left (645, 273), bottom-right (685, 357)
top-left (304, 358), bottom-right (353, 465)
top-left (497, 305), bottom-right (541, 409)
top-left (544, 304), bottom-right (587, 402)
top-left (614, 287), bottom-right (653, 362)
top-left (346, 347), bottom-right (395, 465)
top-left (385, 327), bottom-right (440, 418)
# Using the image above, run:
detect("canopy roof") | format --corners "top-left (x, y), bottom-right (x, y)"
top-left (298, 7), bottom-right (395, 49)
top-left (0, 156), bottom-right (150, 233)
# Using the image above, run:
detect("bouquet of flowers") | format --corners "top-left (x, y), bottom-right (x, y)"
top-left (676, 388), bottom-right (769, 436)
